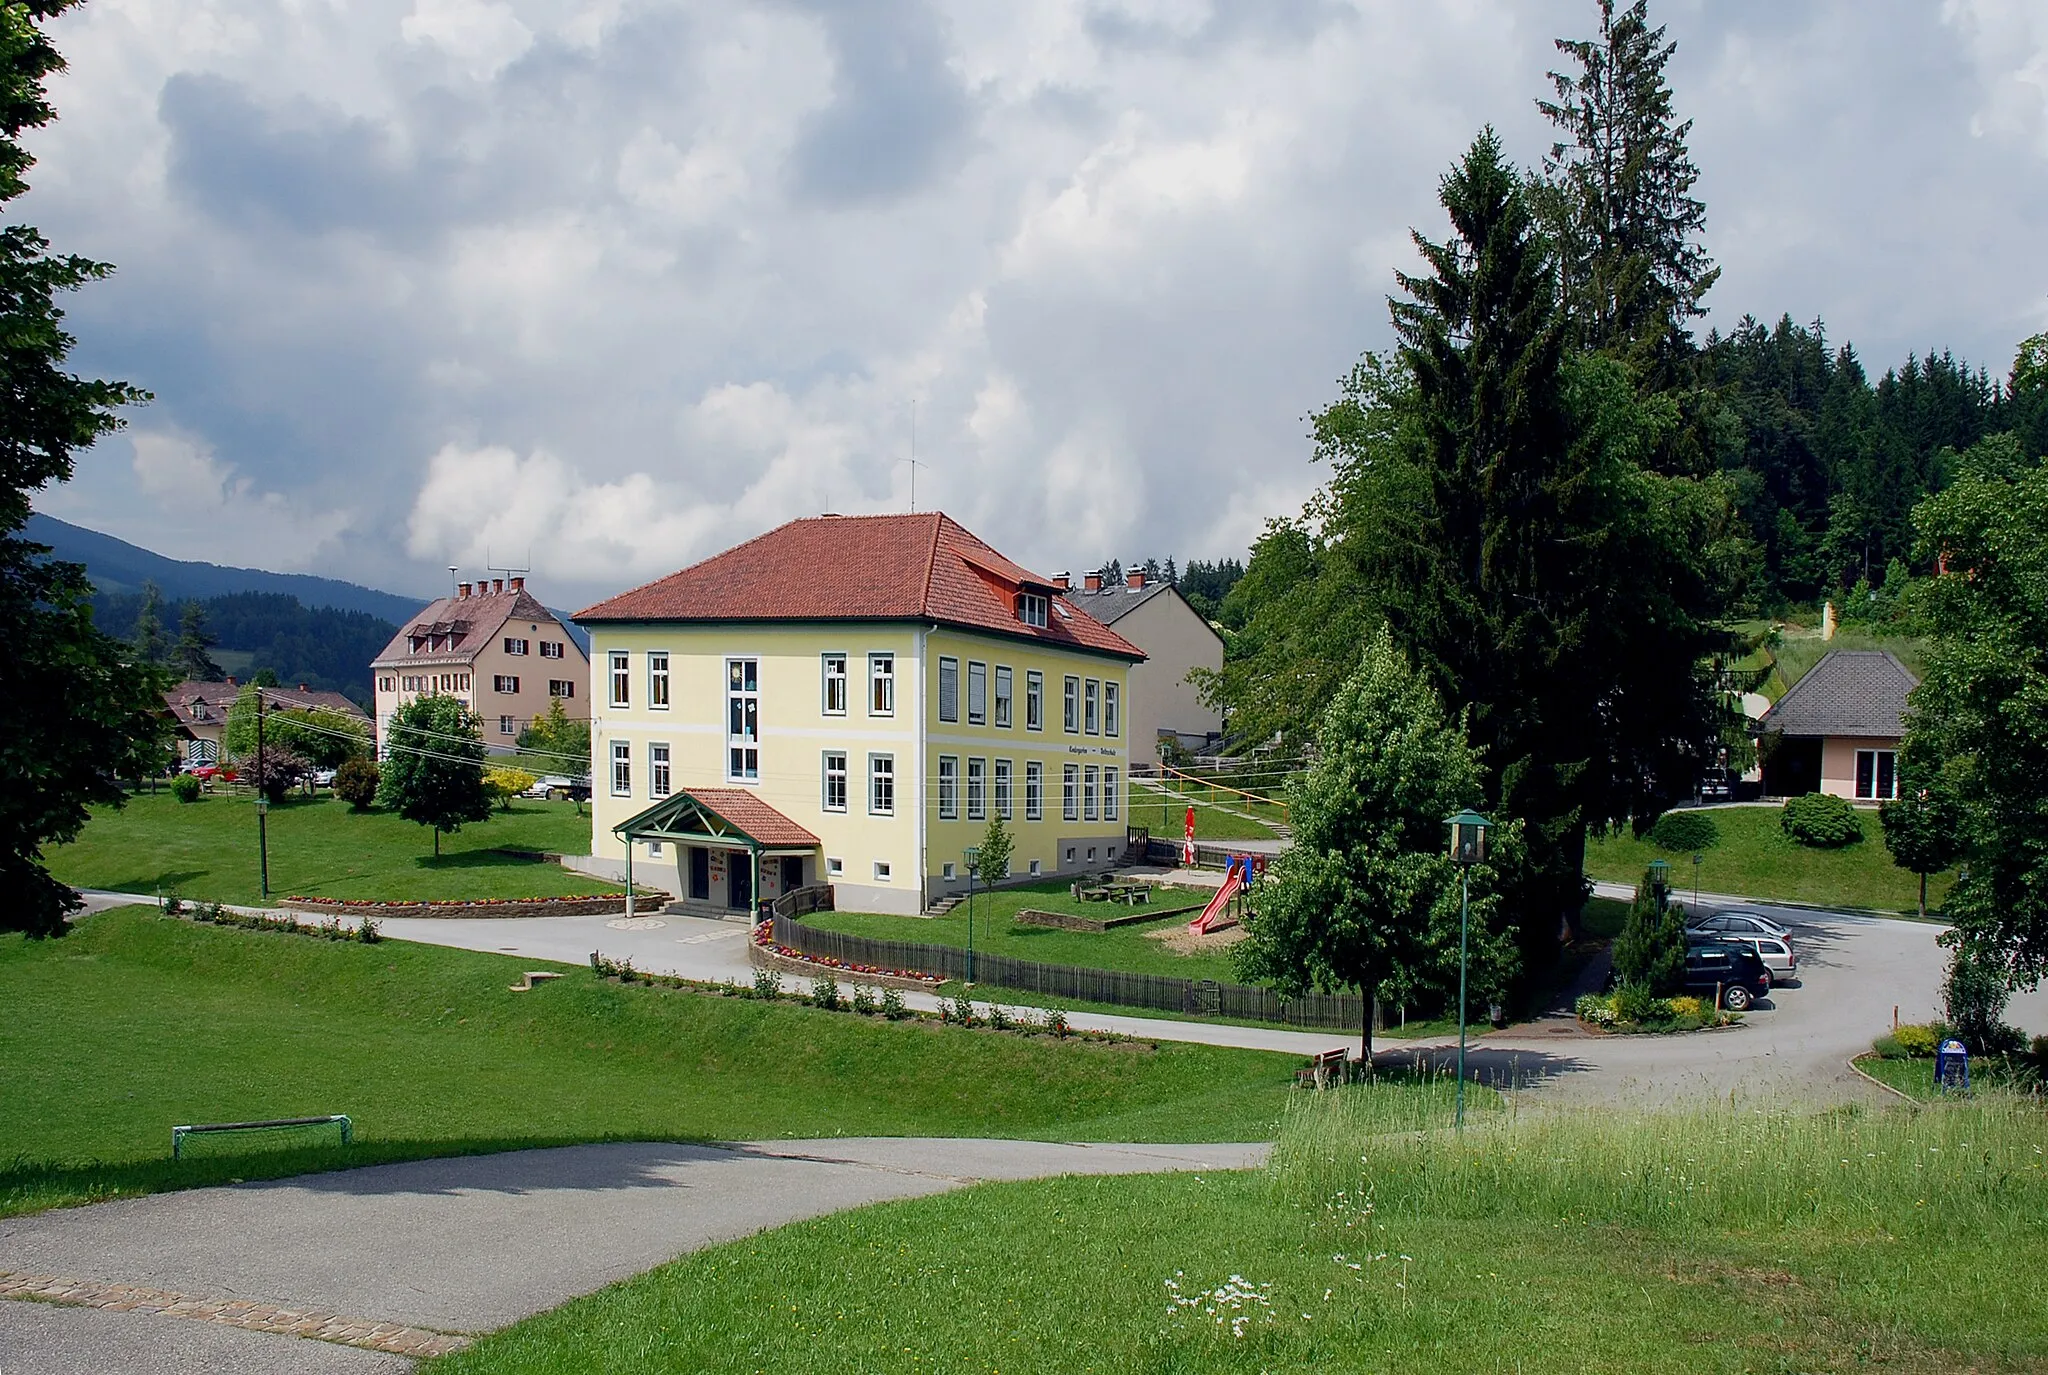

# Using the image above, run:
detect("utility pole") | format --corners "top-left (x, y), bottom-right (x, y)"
top-left (256, 689), bottom-right (270, 900)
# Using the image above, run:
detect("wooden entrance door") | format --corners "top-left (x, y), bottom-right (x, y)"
top-left (726, 850), bottom-right (753, 912)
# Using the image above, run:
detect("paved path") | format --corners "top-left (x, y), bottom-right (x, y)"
top-left (0, 1139), bottom-right (1263, 1374)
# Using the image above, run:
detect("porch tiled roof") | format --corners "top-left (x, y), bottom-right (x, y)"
top-left (681, 789), bottom-right (820, 848)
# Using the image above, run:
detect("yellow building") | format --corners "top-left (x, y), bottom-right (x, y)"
top-left (573, 513), bottom-right (1145, 917)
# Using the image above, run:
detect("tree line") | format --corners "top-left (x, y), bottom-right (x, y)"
top-left (114, 582), bottom-right (392, 704)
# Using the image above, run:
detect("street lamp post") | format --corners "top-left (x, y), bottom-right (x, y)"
top-left (1647, 856), bottom-right (1670, 905)
top-left (1447, 809), bottom-right (1494, 1133)
top-left (962, 846), bottom-right (980, 984)
top-left (1691, 852), bottom-right (1704, 914)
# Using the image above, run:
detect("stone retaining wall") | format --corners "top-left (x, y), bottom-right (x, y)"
top-left (1015, 903), bottom-right (1206, 933)
top-left (746, 939), bottom-right (940, 992)
top-left (283, 893), bottom-right (668, 920)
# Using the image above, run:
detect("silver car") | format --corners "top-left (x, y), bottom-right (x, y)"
top-left (1725, 933), bottom-right (1797, 981)
top-left (1686, 908), bottom-right (1792, 941)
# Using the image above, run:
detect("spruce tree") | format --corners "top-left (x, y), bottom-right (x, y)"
top-left (174, 601), bottom-right (224, 679)
top-left (0, 2), bottom-right (170, 936)
top-left (130, 580), bottom-right (167, 663)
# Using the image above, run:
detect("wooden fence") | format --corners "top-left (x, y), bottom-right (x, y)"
top-left (769, 913), bottom-right (1366, 1031)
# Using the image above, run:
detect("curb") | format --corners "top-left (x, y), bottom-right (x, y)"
top-left (1846, 1054), bottom-right (1915, 1102)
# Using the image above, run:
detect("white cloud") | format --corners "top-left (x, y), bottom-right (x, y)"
top-left (126, 430), bottom-right (349, 570)
top-left (1943, 0), bottom-right (2048, 154)
top-left (400, 0), bottom-right (533, 81)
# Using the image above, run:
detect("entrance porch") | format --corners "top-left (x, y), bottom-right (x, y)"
top-left (613, 787), bottom-right (821, 923)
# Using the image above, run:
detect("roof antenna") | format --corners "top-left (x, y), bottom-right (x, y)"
top-left (897, 398), bottom-right (927, 513)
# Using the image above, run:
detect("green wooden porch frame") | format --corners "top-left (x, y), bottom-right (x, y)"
top-left (612, 792), bottom-right (815, 919)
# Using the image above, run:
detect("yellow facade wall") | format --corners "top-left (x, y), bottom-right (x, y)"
top-left (585, 620), bottom-right (1133, 917)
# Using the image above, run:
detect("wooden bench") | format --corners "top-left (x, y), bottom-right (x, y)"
top-left (1295, 1048), bottom-right (1350, 1090)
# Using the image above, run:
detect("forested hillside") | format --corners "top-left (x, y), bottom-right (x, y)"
top-left (100, 589), bottom-right (393, 705)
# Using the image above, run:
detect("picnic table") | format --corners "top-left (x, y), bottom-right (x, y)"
top-left (1075, 881), bottom-right (1151, 906)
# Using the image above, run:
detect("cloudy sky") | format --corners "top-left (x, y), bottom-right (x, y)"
top-left (22, 0), bottom-right (2048, 607)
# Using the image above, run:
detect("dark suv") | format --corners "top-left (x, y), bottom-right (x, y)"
top-left (1682, 941), bottom-right (1772, 1011)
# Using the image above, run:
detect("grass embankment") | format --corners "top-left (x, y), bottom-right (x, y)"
top-left (1587, 803), bottom-right (1947, 913)
top-left (432, 1093), bottom-right (2048, 1374)
top-left (0, 910), bottom-right (1302, 1217)
top-left (811, 879), bottom-right (1236, 982)
top-left (45, 791), bottom-right (614, 904)
top-left (1132, 780), bottom-right (1288, 841)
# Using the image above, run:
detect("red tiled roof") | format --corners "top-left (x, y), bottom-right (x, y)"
top-left (683, 788), bottom-right (820, 848)
top-left (371, 588), bottom-right (566, 668)
top-left (162, 679), bottom-right (369, 726)
top-left (575, 513), bottom-right (1143, 661)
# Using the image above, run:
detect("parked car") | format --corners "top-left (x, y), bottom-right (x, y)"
top-left (1682, 941), bottom-right (1773, 1011)
top-left (1688, 929), bottom-right (1797, 982)
top-left (1686, 908), bottom-right (1792, 942)
top-left (311, 768), bottom-right (338, 787)
top-left (522, 774), bottom-right (575, 799)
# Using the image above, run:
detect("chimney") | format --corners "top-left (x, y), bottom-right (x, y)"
top-left (492, 578), bottom-right (504, 594)
top-left (458, 581), bottom-right (472, 599)
top-left (1083, 570), bottom-right (1103, 592)
top-left (297, 683), bottom-right (308, 693)
top-left (1052, 572), bottom-right (1070, 592)
top-left (225, 675), bottom-right (237, 687)
top-left (1127, 568), bottom-right (1147, 590)
top-left (510, 576), bottom-right (525, 592)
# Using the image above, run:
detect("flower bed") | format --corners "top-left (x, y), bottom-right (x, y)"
top-left (751, 920), bottom-right (941, 990)
top-left (1574, 991), bottom-right (1741, 1034)
top-left (284, 892), bottom-right (664, 920)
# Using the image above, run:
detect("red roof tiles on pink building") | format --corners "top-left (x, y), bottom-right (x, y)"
top-left (575, 513), bottom-right (1143, 661)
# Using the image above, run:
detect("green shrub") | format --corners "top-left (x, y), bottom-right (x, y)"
top-left (810, 974), bottom-right (841, 1011)
top-left (1574, 992), bottom-right (1617, 1027)
top-left (1893, 1023), bottom-right (1941, 1057)
top-left (168, 773), bottom-right (202, 804)
top-left (1871, 1033), bottom-right (1907, 1060)
top-left (880, 986), bottom-right (909, 1020)
top-left (1647, 810), bottom-right (1719, 852)
top-left (849, 984), bottom-right (878, 1015)
top-left (1043, 1006), bottom-right (1071, 1037)
top-left (333, 757), bottom-right (380, 812)
top-left (1611, 984), bottom-right (1666, 1025)
top-left (1780, 792), bottom-right (1863, 847)
top-left (1611, 868), bottom-right (1687, 994)
top-left (750, 968), bottom-right (782, 1000)
top-left (1943, 944), bottom-right (2024, 1056)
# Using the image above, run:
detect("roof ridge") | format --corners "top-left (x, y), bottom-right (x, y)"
top-left (917, 512), bottom-right (946, 618)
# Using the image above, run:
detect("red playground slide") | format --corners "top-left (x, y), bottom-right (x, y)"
top-left (1188, 859), bottom-right (1247, 935)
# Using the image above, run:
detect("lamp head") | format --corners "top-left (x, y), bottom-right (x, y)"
top-left (1447, 809), bottom-right (1493, 866)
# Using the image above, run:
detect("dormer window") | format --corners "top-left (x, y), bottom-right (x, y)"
top-left (1018, 592), bottom-right (1048, 628)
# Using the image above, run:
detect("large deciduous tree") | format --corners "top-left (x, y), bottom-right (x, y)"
top-left (1233, 627), bottom-right (1514, 1065)
top-left (1903, 440), bottom-right (2048, 984)
top-left (0, 1), bottom-right (169, 936)
top-left (376, 695), bottom-right (492, 857)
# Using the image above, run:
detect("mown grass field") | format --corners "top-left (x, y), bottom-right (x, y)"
top-left (44, 791), bottom-right (615, 905)
top-left (1131, 780), bottom-right (1289, 841)
top-left (1586, 802), bottom-right (1948, 913)
top-left (431, 1093), bottom-right (2048, 1375)
top-left (0, 909), bottom-right (1304, 1217)
top-left (812, 878), bottom-right (1240, 982)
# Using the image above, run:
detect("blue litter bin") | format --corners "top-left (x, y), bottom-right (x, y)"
top-left (1934, 1038), bottom-right (1969, 1093)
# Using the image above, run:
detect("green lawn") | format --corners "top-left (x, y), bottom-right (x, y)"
top-left (429, 1094), bottom-right (2047, 1374)
top-left (1132, 782), bottom-right (1287, 841)
top-left (0, 909), bottom-right (1302, 1217)
top-left (45, 791), bottom-right (617, 905)
top-left (808, 879), bottom-right (1242, 983)
top-left (1587, 803), bottom-right (1949, 913)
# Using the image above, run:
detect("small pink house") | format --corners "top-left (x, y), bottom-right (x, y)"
top-left (1757, 650), bottom-right (1918, 802)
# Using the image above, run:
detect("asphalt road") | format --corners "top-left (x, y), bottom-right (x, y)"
top-left (0, 1138), bottom-right (1263, 1375)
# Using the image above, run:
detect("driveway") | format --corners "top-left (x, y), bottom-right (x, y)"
top-left (0, 1138), bottom-right (1264, 1374)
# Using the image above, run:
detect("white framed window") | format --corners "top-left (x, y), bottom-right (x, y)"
top-left (1104, 681), bottom-right (1120, 738)
top-left (610, 740), bottom-right (631, 797)
top-left (647, 840), bottom-right (664, 858)
top-left (967, 662), bottom-right (987, 726)
top-left (1104, 766), bottom-right (1119, 821)
top-left (650, 742), bottom-right (671, 798)
top-left (827, 856), bottom-right (844, 877)
top-left (869, 754), bottom-right (895, 816)
top-left (493, 674), bottom-right (520, 694)
top-left (822, 653), bottom-right (848, 715)
top-left (1855, 749), bottom-right (1899, 800)
top-left (994, 667), bottom-right (1012, 728)
top-left (550, 679), bottom-right (576, 698)
top-left (869, 653), bottom-right (895, 715)
top-left (1025, 671), bottom-right (1043, 731)
top-left (1063, 763), bottom-right (1079, 821)
top-left (499, 715), bottom-right (515, 736)
top-left (726, 658), bottom-right (759, 782)
top-left (1063, 676), bottom-right (1080, 733)
top-left (938, 755), bottom-right (959, 819)
top-left (609, 651), bottom-right (630, 708)
top-left (942, 861), bottom-right (956, 880)
top-left (1083, 765), bottom-right (1099, 821)
top-left (994, 759), bottom-right (1012, 819)
top-left (1025, 760), bottom-right (1043, 820)
top-left (938, 657), bottom-right (960, 723)
top-left (540, 640), bottom-right (564, 659)
top-left (504, 637), bottom-right (529, 655)
top-left (649, 652), bottom-right (670, 710)
top-left (967, 757), bottom-right (986, 820)
top-left (874, 860), bottom-right (892, 882)
top-left (1018, 591), bottom-right (1048, 628)
top-left (1028, 858), bottom-right (1042, 877)
top-left (1084, 679), bottom-right (1100, 735)
top-left (823, 751), bottom-right (848, 812)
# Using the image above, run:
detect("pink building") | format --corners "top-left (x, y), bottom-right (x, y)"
top-left (1757, 650), bottom-right (1917, 802)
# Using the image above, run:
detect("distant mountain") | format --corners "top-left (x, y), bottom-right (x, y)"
top-left (26, 513), bottom-right (427, 624)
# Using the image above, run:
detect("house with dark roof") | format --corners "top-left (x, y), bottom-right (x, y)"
top-left (1064, 567), bottom-right (1224, 760)
top-left (1757, 650), bottom-right (1919, 801)
top-left (370, 577), bottom-right (590, 755)
top-left (574, 513), bottom-right (1146, 918)
top-left (164, 678), bottom-right (369, 767)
